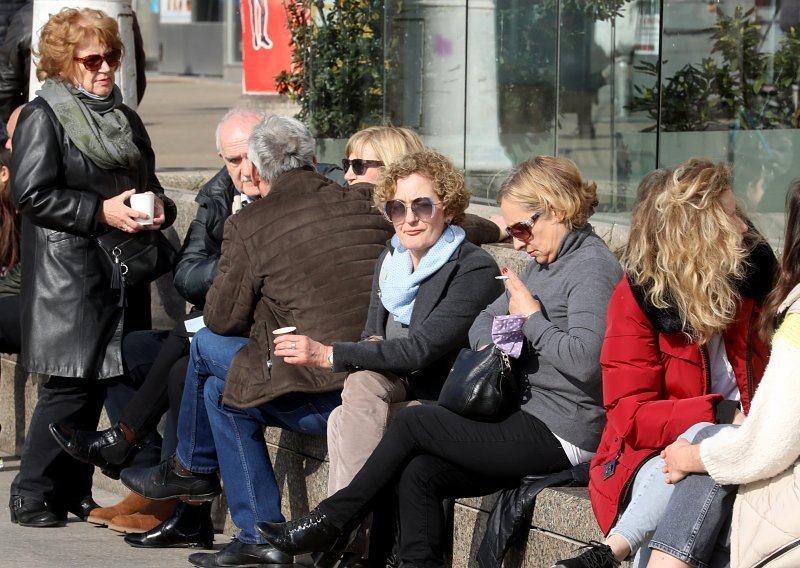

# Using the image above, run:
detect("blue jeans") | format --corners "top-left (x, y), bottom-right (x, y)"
top-left (610, 422), bottom-right (713, 567)
top-left (175, 329), bottom-right (248, 474)
top-left (649, 424), bottom-right (737, 568)
top-left (176, 328), bottom-right (342, 544)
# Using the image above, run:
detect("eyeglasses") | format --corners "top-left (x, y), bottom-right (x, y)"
top-left (505, 212), bottom-right (542, 241)
top-left (342, 158), bottom-right (384, 176)
top-left (383, 197), bottom-right (442, 223)
top-left (74, 49), bottom-right (122, 72)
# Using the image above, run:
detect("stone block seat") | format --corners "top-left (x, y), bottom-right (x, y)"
top-left (0, 182), bottom-right (631, 567)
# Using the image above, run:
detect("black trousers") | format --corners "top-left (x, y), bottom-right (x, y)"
top-left (113, 328), bottom-right (189, 458)
top-left (11, 376), bottom-right (107, 511)
top-left (319, 405), bottom-right (571, 568)
top-left (0, 294), bottom-right (21, 354)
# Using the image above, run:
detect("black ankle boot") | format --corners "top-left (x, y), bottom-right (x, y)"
top-left (124, 501), bottom-right (214, 549)
top-left (51, 495), bottom-right (100, 521)
top-left (49, 423), bottom-right (139, 479)
top-left (256, 507), bottom-right (346, 555)
top-left (9, 495), bottom-right (61, 528)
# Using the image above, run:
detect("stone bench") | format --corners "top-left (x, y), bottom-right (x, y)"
top-left (0, 181), bottom-right (630, 567)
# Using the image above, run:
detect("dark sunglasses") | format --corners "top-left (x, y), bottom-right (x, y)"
top-left (342, 158), bottom-right (384, 176)
top-left (74, 49), bottom-right (122, 72)
top-left (383, 197), bottom-right (441, 223)
top-left (505, 212), bottom-right (542, 241)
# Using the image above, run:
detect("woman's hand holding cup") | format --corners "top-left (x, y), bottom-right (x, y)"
top-left (98, 188), bottom-right (148, 232)
top-left (273, 333), bottom-right (331, 368)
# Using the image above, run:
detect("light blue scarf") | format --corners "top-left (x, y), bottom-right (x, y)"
top-left (380, 225), bottom-right (465, 325)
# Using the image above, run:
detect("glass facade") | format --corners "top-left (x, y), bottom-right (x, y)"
top-left (316, 0), bottom-right (799, 243)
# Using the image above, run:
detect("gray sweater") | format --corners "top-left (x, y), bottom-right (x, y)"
top-left (469, 224), bottom-right (622, 451)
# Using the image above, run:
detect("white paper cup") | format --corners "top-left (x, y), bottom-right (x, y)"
top-left (130, 193), bottom-right (154, 225)
top-left (272, 326), bottom-right (297, 335)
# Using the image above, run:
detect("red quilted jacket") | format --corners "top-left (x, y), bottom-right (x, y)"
top-left (588, 276), bottom-right (769, 534)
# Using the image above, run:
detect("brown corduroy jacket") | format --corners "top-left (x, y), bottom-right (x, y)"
top-left (204, 166), bottom-right (393, 408)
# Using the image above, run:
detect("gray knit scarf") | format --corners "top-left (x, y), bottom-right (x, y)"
top-left (37, 79), bottom-right (141, 170)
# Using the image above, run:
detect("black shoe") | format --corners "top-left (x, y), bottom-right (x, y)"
top-left (188, 538), bottom-right (293, 567)
top-left (124, 501), bottom-right (214, 549)
top-left (121, 457), bottom-right (221, 501)
top-left (256, 507), bottom-right (345, 555)
top-left (49, 423), bottom-right (138, 479)
top-left (9, 495), bottom-right (61, 528)
top-left (552, 540), bottom-right (620, 568)
top-left (63, 495), bottom-right (100, 521)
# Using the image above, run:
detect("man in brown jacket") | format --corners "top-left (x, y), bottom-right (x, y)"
top-left (121, 115), bottom-right (393, 567)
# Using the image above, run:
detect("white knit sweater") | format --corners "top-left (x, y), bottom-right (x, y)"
top-left (700, 287), bottom-right (800, 486)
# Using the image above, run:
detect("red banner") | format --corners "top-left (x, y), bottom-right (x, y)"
top-left (241, 0), bottom-right (293, 94)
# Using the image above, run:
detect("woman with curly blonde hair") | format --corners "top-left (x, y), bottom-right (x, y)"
top-left (259, 154), bottom-right (623, 567)
top-left (555, 158), bottom-right (777, 568)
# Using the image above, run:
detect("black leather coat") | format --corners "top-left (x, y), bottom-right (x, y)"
top-left (173, 166), bottom-right (235, 308)
top-left (11, 96), bottom-right (176, 379)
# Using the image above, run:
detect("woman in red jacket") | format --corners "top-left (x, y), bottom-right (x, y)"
top-left (554, 158), bottom-right (775, 568)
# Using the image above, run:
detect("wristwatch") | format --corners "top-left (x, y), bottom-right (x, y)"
top-left (327, 348), bottom-right (334, 367)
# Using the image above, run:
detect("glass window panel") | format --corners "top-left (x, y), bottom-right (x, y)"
top-left (464, 0), bottom-right (557, 202)
top-left (384, 0), bottom-right (467, 167)
top-left (657, 0), bottom-right (799, 243)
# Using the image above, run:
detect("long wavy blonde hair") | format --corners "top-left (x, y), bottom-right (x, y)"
top-left (622, 158), bottom-right (748, 344)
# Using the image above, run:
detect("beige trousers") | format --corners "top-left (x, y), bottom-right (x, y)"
top-left (327, 370), bottom-right (420, 495)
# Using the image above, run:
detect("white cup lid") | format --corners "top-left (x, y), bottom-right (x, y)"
top-left (272, 326), bottom-right (297, 335)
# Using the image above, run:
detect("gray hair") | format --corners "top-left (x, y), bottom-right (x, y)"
top-left (247, 115), bottom-right (315, 184)
top-left (214, 108), bottom-right (264, 153)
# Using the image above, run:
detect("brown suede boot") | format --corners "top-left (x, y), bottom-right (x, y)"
top-left (87, 492), bottom-right (157, 526)
top-left (108, 498), bottom-right (177, 534)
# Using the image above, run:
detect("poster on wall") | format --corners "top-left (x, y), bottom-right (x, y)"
top-left (161, 0), bottom-right (191, 24)
top-left (241, 0), bottom-right (293, 94)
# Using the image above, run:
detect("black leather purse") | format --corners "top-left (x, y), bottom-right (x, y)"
top-left (94, 229), bottom-right (178, 305)
top-left (437, 345), bottom-right (521, 422)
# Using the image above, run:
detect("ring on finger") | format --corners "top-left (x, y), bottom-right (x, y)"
top-left (291, 341), bottom-right (297, 349)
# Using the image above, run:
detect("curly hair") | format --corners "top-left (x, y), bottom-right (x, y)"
top-left (496, 155), bottom-right (597, 229)
top-left (36, 8), bottom-right (123, 82)
top-left (0, 147), bottom-right (19, 271)
top-left (622, 158), bottom-right (749, 344)
top-left (345, 126), bottom-right (424, 167)
top-left (374, 151), bottom-right (470, 226)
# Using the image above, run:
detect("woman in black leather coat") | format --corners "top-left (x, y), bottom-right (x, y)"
top-left (8, 7), bottom-right (175, 528)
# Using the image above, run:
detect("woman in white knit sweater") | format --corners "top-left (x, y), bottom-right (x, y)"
top-left (652, 181), bottom-right (800, 568)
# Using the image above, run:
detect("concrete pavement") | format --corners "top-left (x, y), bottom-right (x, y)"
top-left (0, 456), bottom-right (219, 567)
top-left (136, 73), bottom-right (299, 174)
top-left (0, 454), bottom-right (316, 567)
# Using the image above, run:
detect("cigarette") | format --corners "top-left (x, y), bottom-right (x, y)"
top-left (495, 275), bottom-right (509, 280)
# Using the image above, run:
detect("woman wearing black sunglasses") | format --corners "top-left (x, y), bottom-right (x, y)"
top-left (259, 155), bottom-right (622, 567)
top-left (341, 125), bottom-right (506, 245)
top-left (272, 150), bottom-right (503, 565)
top-left (8, 8), bottom-right (176, 528)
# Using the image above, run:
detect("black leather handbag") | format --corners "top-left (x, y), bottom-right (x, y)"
top-left (437, 345), bottom-right (521, 422)
top-left (94, 229), bottom-right (178, 304)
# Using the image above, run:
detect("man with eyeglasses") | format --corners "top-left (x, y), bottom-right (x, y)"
top-left (120, 115), bottom-right (393, 568)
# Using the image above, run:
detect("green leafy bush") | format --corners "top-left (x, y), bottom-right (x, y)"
top-left (276, 0), bottom-right (385, 139)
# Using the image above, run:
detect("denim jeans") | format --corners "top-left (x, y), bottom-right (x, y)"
top-left (175, 328), bottom-right (248, 474)
top-left (205, 376), bottom-right (341, 543)
top-left (609, 422), bottom-right (714, 567)
top-left (176, 328), bottom-right (342, 544)
top-left (649, 424), bottom-right (737, 568)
